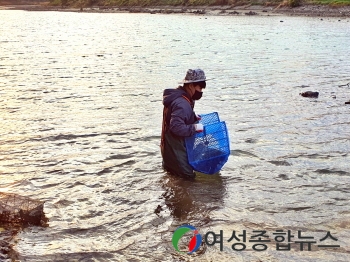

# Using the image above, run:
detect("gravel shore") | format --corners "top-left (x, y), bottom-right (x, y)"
top-left (1, 4), bottom-right (350, 18)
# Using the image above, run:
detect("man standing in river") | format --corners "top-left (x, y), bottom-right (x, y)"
top-left (160, 69), bottom-right (208, 180)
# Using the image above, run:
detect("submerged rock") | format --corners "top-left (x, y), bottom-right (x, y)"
top-left (299, 91), bottom-right (319, 98)
top-left (0, 228), bottom-right (18, 261)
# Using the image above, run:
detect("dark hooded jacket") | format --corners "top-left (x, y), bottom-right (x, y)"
top-left (161, 87), bottom-right (197, 178)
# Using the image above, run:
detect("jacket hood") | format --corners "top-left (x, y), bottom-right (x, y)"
top-left (163, 87), bottom-right (192, 107)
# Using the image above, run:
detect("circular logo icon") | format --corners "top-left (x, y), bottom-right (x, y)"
top-left (172, 225), bottom-right (202, 254)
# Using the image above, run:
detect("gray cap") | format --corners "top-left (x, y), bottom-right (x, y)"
top-left (181, 69), bottom-right (209, 83)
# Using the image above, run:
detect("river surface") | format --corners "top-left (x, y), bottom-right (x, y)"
top-left (1, 9), bottom-right (350, 261)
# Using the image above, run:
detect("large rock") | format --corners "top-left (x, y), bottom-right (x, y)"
top-left (0, 193), bottom-right (47, 226)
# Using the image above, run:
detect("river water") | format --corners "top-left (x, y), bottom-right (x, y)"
top-left (1, 9), bottom-right (350, 261)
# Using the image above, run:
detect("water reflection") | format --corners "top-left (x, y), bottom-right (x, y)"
top-left (160, 173), bottom-right (227, 226)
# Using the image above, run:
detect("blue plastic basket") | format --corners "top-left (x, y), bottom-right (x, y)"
top-left (198, 112), bottom-right (220, 125)
top-left (185, 112), bottom-right (230, 175)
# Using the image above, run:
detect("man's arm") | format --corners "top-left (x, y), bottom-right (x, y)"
top-left (169, 98), bottom-right (196, 137)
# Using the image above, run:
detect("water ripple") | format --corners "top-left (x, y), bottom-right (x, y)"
top-left (1, 10), bottom-right (350, 262)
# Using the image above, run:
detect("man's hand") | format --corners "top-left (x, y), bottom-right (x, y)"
top-left (195, 123), bottom-right (204, 132)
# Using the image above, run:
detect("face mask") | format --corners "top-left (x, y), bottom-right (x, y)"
top-left (192, 90), bottom-right (203, 100)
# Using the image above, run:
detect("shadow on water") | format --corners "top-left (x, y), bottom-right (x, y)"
top-left (159, 172), bottom-right (227, 227)
top-left (155, 172), bottom-right (228, 260)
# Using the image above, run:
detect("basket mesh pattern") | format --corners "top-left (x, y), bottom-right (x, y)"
top-left (198, 112), bottom-right (220, 125)
top-left (186, 112), bottom-right (230, 174)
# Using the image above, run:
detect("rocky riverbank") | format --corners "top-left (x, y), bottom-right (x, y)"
top-left (1, 4), bottom-right (350, 18)
top-left (0, 226), bottom-right (18, 261)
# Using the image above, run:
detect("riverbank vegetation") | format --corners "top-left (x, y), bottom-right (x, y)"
top-left (1, 0), bottom-right (349, 9)
top-left (47, 0), bottom-right (350, 7)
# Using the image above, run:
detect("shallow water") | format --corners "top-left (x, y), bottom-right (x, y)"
top-left (1, 10), bottom-right (350, 261)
